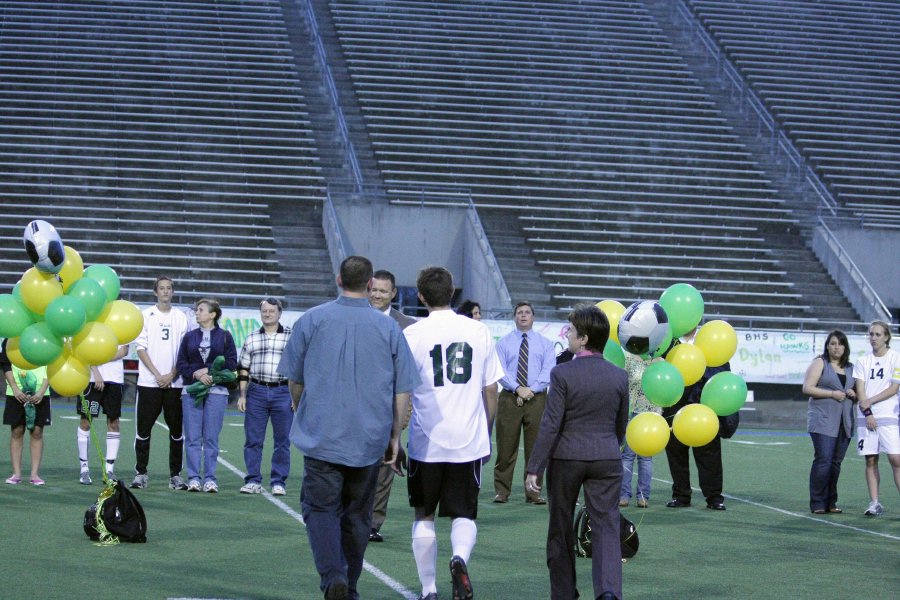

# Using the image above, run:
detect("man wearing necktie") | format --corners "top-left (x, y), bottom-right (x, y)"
top-left (494, 301), bottom-right (557, 504)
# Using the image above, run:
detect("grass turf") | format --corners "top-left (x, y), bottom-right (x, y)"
top-left (1, 400), bottom-right (898, 599)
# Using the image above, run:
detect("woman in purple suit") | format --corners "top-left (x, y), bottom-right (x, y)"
top-left (525, 305), bottom-right (629, 600)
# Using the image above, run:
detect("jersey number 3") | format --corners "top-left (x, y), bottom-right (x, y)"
top-left (429, 342), bottom-right (473, 386)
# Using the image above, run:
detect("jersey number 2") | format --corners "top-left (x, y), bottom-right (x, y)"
top-left (429, 342), bottom-right (473, 386)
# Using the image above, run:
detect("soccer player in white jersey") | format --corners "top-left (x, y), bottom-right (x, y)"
top-left (132, 276), bottom-right (189, 490)
top-left (403, 267), bottom-right (504, 600)
top-left (853, 320), bottom-right (900, 516)
top-left (76, 344), bottom-right (129, 484)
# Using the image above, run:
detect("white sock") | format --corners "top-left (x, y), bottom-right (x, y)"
top-left (77, 428), bottom-right (90, 471)
top-left (106, 432), bottom-right (120, 471)
top-left (412, 520), bottom-right (438, 595)
top-left (450, 518), bottom-right (477, 564)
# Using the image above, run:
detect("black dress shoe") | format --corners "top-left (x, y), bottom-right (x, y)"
top-left (706, 502), bottom-right (726, 511)
top-left (597, 592), bottom-right (619, 600)
top-left (368, 529), bottom-right (384, 542)
top-left (666, 498), bottom-right (691, 508)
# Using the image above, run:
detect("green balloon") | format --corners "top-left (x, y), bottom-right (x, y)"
top-left (659, 283), bottom-right (704, 338)
top-left (649, 324), bottom-right (674, 359)
top-left (642, 361), bottom-right (685, 408)
top-left (0, 293), bottom-right (35, 338)
top-left (12, 282), bottom-right (41, 324)
top-left (603, 339), bottom-right (626, 368)
top-left (83, 264), bottom-right (121, 302)
top-left (18, 322), bottom-right (64, 366)
top-left (67, 278), bottom-right (108, 321)
top-left (700, 372), bottom-right (748, 416)
top-left (44, 295), bottom-right (87, 338)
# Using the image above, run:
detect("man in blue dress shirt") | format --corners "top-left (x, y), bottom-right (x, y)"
top-left (493, 301), bottom-right (556, 504)
top-left (278, 256), bottom-right (419, 600)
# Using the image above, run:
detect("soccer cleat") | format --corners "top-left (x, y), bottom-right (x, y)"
top-left (203, 481), bottom-right (219, 493)
top-left (169, 475), bottom-right (188, 490)
top-left (864, 501), bottom-right (884, 516)
top-left (271, 484), bottom-right (286, 496)
top-left (130, 474), bottom-right (148, 489)
top-left (106, 470), bottom-right (116, 482)
top-left (187, 479), bottom-right (202, 492)
top-left (418, 594), bottom-right (439, 600)
top-left (449, 555), bottom-right (473, 600)
top-left (240, 482), bottom-right (263, 494)
top-left (79, 470), bottom-right (92, 485)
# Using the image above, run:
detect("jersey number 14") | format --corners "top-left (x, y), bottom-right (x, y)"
top-left (429, 342), bottom-right (473, 386)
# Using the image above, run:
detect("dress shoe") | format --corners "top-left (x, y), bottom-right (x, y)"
top-left (666, 498), bottom-right (691, 508)
top-left (827, 507), bottom-right (843, 514)
top-left (493, 494), bottom-right (508, 503)
top-left (597, 592), bottom-right (619, 600)
top-left (706, 501), bottom-right (726, 510)
top-left (526, 494), bottom-right (547, 505)
top-left (324, 579), bottom-right (349, 600)
top-left (368, 529), bottom-right (384, 542)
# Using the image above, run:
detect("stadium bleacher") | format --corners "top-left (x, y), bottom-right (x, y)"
top-left (326, 0), bottom-right (859, 328)
top-left (686, 0), bottom-right (900, 217)
top-left (0, 0), bottom-right (326, 305)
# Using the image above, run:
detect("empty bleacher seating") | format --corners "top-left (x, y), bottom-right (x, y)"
top-left (327, 0), bottom-right (856, 327)
top-left (0, 0), bottom-right (325, 303)
top-left (686, 0), bottom-right (900, 217)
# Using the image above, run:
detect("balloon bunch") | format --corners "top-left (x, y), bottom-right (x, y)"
top-left (0, 221), bottom-right (143, 397)
top-left (596, 283), bottom-right (748, 457)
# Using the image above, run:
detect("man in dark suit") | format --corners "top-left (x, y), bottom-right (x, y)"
top-left (526, 305), bottom-right (629, 600)
top-left (368, 269), bottom-right (416, 542)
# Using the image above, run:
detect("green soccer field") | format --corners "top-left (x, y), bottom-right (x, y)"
top-left (1, 400), bottom-right (898, 600)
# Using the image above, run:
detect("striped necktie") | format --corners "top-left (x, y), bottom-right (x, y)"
top-left (516, 332), bottom-right (529, 387)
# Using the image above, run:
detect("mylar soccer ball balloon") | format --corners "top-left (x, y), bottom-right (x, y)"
top-left (23, 220), bottom-right (65, 274)
top-left (617, 301), bottom-right (669, 356)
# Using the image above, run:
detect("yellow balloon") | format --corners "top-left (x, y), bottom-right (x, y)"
top-left (47, 353), bottom-right (90, 397)
top-left (666, 343), bottom-right (707, 386)
top-left (57, 246), bottom-right (84, 293)
top-left (97, 300), bottom-right (144, 344)
top-left (19, 267), bottom-right (63, 315)
top-left (625, 412), bottom-right (671, 457)
top-left (695, 320), bottom-right (737, 367)
top-left (6, 337), bottom-right (38, 370)
top-left (72, 322), bottom-right (119, 366)
top-left (596, 300), bottom-right (626, 344)
top-left (672, 404), bottom-right (720, 447)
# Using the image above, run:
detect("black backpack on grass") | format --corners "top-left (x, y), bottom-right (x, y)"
top-left (574, 506), bottom-right (638, 559)
top-left (84, 480), bottom-right (147, 544)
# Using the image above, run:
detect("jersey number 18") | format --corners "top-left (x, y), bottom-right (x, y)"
top-left (429, 342), bottom-right (473, 386)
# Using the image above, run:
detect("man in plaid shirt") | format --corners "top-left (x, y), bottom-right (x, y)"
top-left (237, 297), bottom-right (293, 496)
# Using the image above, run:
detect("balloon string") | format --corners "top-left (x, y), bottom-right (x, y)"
top-left (81, 392), bottom-right (110, 485)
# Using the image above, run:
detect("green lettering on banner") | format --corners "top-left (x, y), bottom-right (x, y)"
top-left (222, 318), bottom-right (261, 349)
top-left (738, 347), bottom-right (781, 368)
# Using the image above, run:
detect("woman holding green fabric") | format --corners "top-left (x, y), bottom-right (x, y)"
top-left (175, 299), bottom-right (237, 493)
top-left (2, 345), bottom-right (51, 485)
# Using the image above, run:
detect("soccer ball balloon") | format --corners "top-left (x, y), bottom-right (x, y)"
top-left (617, 301), bottom-right (669, 356)
top-left (23, 220), bottom-right (65, 274)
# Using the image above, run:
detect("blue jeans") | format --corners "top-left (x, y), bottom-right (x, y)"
top-left (301, 456), bottom-right (380, 597)
top-left (181, 391), bottom-right (227, 484)
top-left (621, 438), bottom-right (653, 501)
top-left (243, 383), bottom-right (293, 486)
top-left (809, 430), bottom-right (851, 511)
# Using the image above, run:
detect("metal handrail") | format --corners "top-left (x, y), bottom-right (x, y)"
top-left (304, 0), bottom-right (363, 192)
top-left (322, 189), bottom-right (348, 288)
top-left (815, 217), bottom-right (891, 321)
